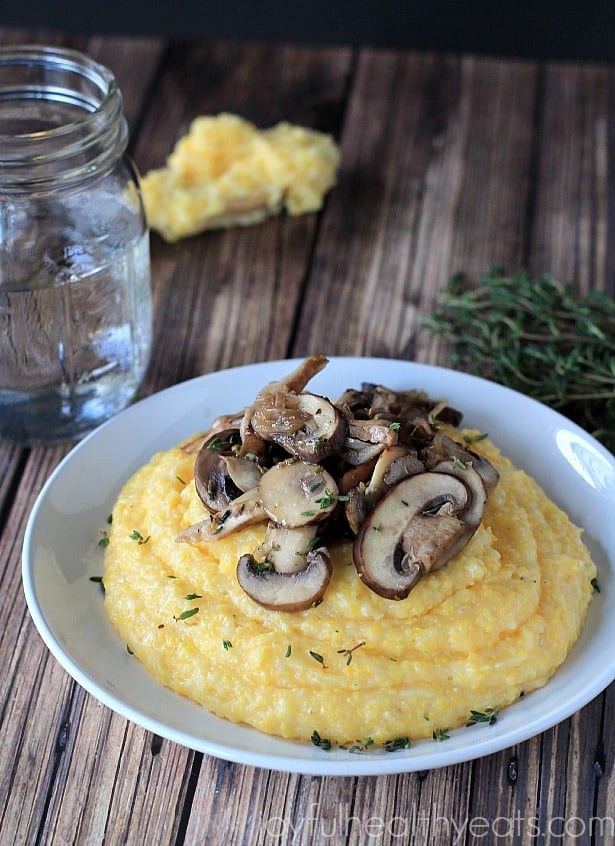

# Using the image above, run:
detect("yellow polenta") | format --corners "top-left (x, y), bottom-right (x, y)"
top-left (140, 113), bottom-right (340, 242)
top-left (103, 434), bottom-right (596, 745)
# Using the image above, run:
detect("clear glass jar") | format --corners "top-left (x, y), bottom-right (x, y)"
top-left (0, 45), bottom-right (152, 445)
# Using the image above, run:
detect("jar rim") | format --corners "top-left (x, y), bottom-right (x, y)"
top-left (0, 44), bottom-right (118, 141)
top-left (0, 45), bottom-right (127, 191)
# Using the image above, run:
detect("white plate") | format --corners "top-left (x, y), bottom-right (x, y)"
top-left (22, 357), bottom-right (615, 776)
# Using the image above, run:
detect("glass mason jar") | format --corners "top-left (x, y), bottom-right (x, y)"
top-left (0, 45), bottom-right (152, 445)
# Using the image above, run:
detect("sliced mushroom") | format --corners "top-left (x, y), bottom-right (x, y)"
top-left (341, 437), bottom-right (387, 467)
top-left (256, 355), bottom-right (329, 398)
top-left (252, 523), bottom-right (319, 574)
top-left (194, 429), bottom-right (243, 512)
top-left (176, 487), bottom-right (267, 543)
top-left (364, 445), bottom-right (423, 506)
top-left (431, 460), bottom-right (487, 527)
top-left (344, 486), bottom-right (369, 535)
top-left (424, 433), bottom-right (499, 492)
top-left (224, 454), bottom-right (264, 492)
top-left (353, 472), bottom-right (480, 599)
top-left (258, 461), bottom-right (339, 527)
top-left (251, 392), bottom-right (347, 462)
top-left (237, 546), bottom-right (332, 611)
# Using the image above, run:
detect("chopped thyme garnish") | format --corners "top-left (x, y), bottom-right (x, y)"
top-left (592, 577), bottom-right (601, 593)
top-left (309, 650), bottom-right (326, 667)
top-left (126, 644), bottom-right (134, 655)
top-left (467, 708), bottom-right (499, 726)
top-left (315, 488), bottom-right (349, 509)
top-left (452, 456), bottom-right (467, 470)
top-left (174, 607), bottom-right (199, 621)
top-left (285, 644), bottom-right (292, 658)
top-left (223, 639), bottom-right (233, 650)
top-left (185, 593), bottom-right (202, 600)
top-left (130, 529), bottom-right (150, 545)
top-left (432, 728), bottom-right (450, 742)
top-left (346, 737), bottom-right (374, 753)
top-left (337, 641), bottom-right (366, 666)
top-left (98, 531), bottom-right (110, 548)
top-left (389, 421), bottom-right (401, 431)
top-left (383, 736), bottom-right (411, 752)
top-left (89, 575), bottom-right (105, 594)
top-left (311, 730), bottom-right (331, 750)
top-left (176, 475), bottom-right (186, 485)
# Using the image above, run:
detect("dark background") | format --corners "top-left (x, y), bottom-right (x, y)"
top-left (2, 0), bottom-right (615, 62)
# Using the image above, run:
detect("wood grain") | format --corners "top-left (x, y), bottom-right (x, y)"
top-left (1, 27), bottom-right (613, 846)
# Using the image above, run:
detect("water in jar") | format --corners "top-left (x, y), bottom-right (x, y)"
top-left (0, 192), bottom-right (152, 444)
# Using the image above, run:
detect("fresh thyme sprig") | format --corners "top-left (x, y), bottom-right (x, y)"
top-left (422, 268), bottom-right (615, 452)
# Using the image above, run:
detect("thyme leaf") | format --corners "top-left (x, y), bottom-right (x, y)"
top-left (175, 607), bottom-right (199, 621)
top-left (383, 736), bottom-right (411, 752)
top-left (466, 707), bottom-right (499, 726)
top-left (311, 730), bottom-right (331, 750)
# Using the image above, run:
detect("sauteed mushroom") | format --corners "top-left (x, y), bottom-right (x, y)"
top-left (258, 460), bottom-right (340, 527)
top-left (251, 392), bottom-right (347, 462)
top-left (237, 546), bottom-right (332, 611)
top-left (353, 470), bottom-right (485, 600)
top-left (177, 357), bottom-right (500, 609)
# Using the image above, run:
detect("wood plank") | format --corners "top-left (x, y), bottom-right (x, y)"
top-left (529, 63), bottom-right (611, 294)
top-left (292, 51), bottom-right (539, 363)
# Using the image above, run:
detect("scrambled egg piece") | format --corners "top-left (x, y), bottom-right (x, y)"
top-left (103, 435), bottom-right (596, 747)
top-left (140, 113), bottom-right (341, 242)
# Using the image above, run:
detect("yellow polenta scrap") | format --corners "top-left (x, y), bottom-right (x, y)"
top-left (140, 113), bottom-right (341, 242)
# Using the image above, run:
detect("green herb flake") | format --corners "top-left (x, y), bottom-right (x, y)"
top-left (315, 488), bottom-right (349, 509)
top-left (89, 575), bottom-right (105, 594)
top-left (348, 737), bottom-right (374, 753)
top-left (467, 708), bottom-right (499, 726)
top-left (285, 644), bottom-right (292, 658)
top-left (130, 529), bottom-right (150, 545)
top-left (98, 532), bottom-right (110, 548)
top-left (175, 607), bottom-right (199, 621)
top-left (223, 639), bottom-right (233, 650)
top-left (185, 593), bottom-right (202, 600)
top-left (592, 577), bottom-right (601, 593)
top-left (309, 650), bottom-right (326, 666)
top-left (432, 728), bottom-right (450, 742)
top-left (311, 730), bottom-right (331, 750)
top-left (337, 641), bottom-right (366, 666)
top-left (383, 736), bottom-right (411, 752)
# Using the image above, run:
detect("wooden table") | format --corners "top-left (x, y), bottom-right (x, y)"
top-left (2, 26), bottom-right (614, 845)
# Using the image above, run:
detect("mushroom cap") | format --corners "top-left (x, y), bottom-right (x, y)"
top-left (236, 547), bottom-right (332, 611)
top-left (353, 471), bottom-right (479, 600)
top-left (194, 428), bottom-right (243, 512)
top-left (252, 392), bottom-right (347, 462)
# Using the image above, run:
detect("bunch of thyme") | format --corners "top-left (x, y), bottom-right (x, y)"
top-left (423, 267), bottom-right (615, 453)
